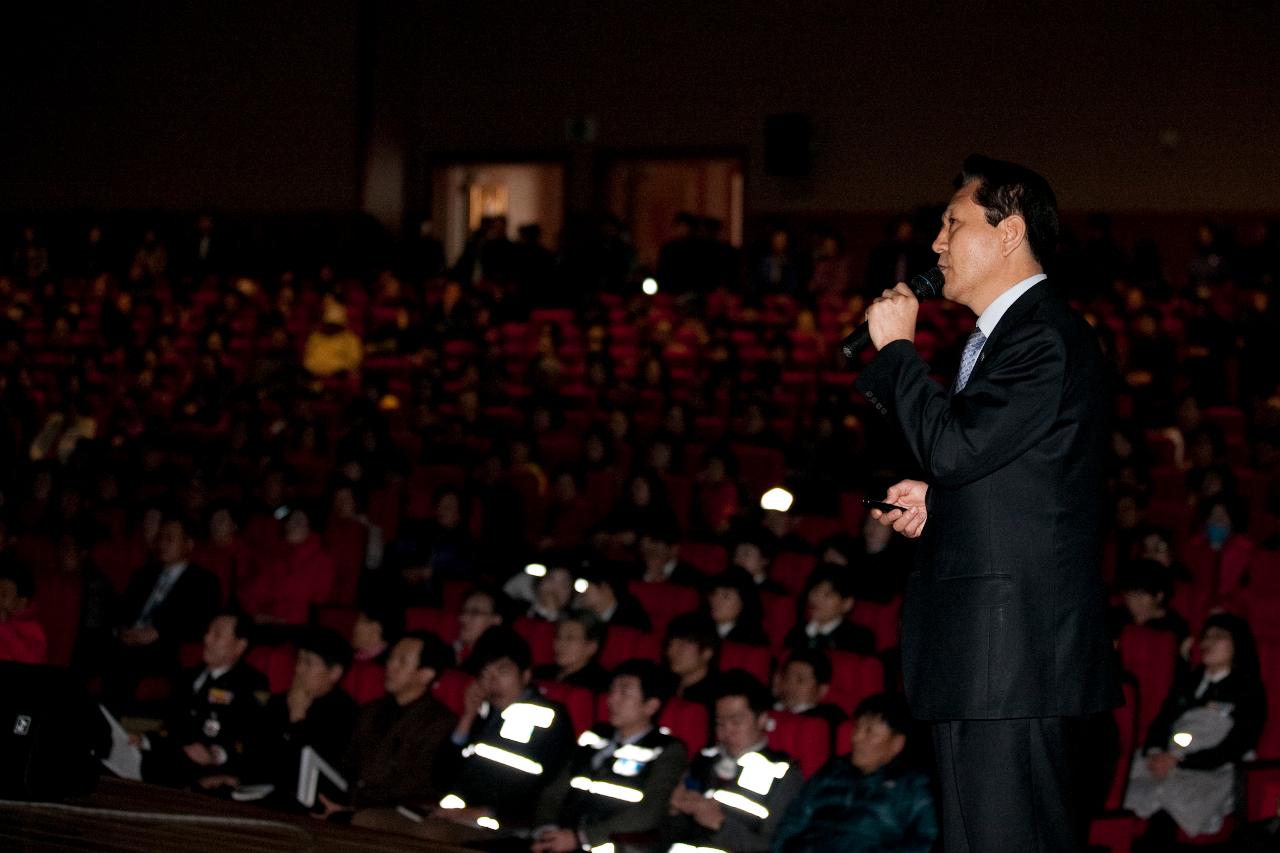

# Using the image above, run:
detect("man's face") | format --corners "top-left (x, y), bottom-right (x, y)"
top-left (932, 181), bottom-right (1004, 310)
top-left (0, 579), bottom-right (24, 619)
top-left (458, 594), bottom-right (499, 645)
top-left (715, 695), bottom-right (766, 758)
top-left (384, 637), bottom-right (429, 696)
top-left (202, 615), bottom-right (247, 669)
top-left (733, 543), bottom-right (767, 579)
top-left (478, 657), bottom-right (528, 708)
top-left (807, 580), bottom-right (853, 624)
top-left (849, 713), bottom-right (905, 774)
top-left (292, 649), bottom-right (342, 698)
top-left (553, 620), bottom-right (596, 669)
top-left (156, 521), bottom-right (192, 565)
top-left (665, 637), bottom-right (708, 678)
top-left (607, 674), bottom-right (657, 732)
top-left (577, 581), bottom-right (611, 615)
top-left (775, 661), bottom-right (825, 709)
top-left (352, 613), bottom-right (384, 652)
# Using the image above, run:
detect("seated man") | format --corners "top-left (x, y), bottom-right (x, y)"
top-left (772, 692), bottom-right (937, 853)
top-left (532, 659), bottom-right (688, 852)
top-left (664, 670), bottom-right (803, 853)
top-left (533, 609), bottom-right (610, 693)
top-left (730, 530), bottom-right (787, 596)
top-left (637, 522), bottom-right (705, 589)
top-left (0, 563), bottom-right (47, 663)
top-left (663, 612), bottom-right (721, 707)
top-left (139, 611), bottom-right (269, 788)
top-left (454, 587), bottom-right (505, 663)
top-left (783, 565), bottom-right (875, 656)
top-left (575, 564), bottom-right (651, 632)
top-left (331, 631), bottom-right (457, 811)
top-left (108, 515), bottom-right (221, 710)
top-left (434, 626), bottom-right (575, 833)
top-left (249, 627), bottom-right (358, 805)
top-left (772, 650), bottom-right (847, 741)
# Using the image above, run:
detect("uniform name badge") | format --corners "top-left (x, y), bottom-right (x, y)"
top-left (207, 688), bottom-right (234, 705)
top-left (203, 716), bottom-right (222, 738)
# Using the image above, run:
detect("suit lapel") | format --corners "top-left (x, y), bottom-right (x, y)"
top-left (964, 279), bottom-right (1054, 387)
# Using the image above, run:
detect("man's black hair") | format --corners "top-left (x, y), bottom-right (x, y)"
top-left (359, 600), bottom-right (404, 643)
top-left (664, 611), bottom-right (721, 655)
top-left (561, 609), bottom-right (607, 647)
top-left (716, 668), bottom-right (773, 716)
top-left (400, 630), bottom-right (452, 682)
top-left (783, 649), bottom-right (833, 686)
top-left (612, 659), bottom-right (676, 706)
top-left (211, 609), bottom-right (256, 644)
top-left (853, 692), bottom-right (915, 739)
top-left (297, 626), bottom-right (353, 672)
top-left (955, 154), bottom-right (1060, 266)
top-left (805, 563), bottom-right (857, 601)
top-left (467, 625), bottom-right (532, 674)
top-left (0, 562), bottom-right (36, 601)
top-left (1202, 611), bottom-right (1261, 684)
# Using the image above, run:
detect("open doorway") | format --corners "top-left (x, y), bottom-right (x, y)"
top-left (605, 156), bottom-right (744, 270)
top-left (432, 162), bottom-right (566, 267)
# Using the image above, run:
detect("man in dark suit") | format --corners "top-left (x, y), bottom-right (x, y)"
top-left (858, 155), bottom-right (1119, 853)
top-left (106, 515), bottom-right (222, 711)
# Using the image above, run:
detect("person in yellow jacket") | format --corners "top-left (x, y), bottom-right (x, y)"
top-left (303, 301), bottom-right (363, 377)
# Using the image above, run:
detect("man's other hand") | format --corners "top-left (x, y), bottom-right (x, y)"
top-left (870, 479), bottom-right (929, 539)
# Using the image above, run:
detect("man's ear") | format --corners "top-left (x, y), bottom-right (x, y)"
top-left (1000, 215), bottom-right (1028, 258)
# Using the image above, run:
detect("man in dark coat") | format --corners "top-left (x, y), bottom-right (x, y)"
top-left (858, 155), bottom-right (1120, 852)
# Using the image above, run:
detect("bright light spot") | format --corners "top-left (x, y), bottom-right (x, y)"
top-left (760, 487), bottom-right (794, 513)
top-left (642, 277), bottom-right (659, 296)
top-left (575, 578), bottom-right (589, 594)
top-left (1173, 731), bottom-right (1193, 748)
top-left (525, 563), bottom-right (547, 577)
top-left (476, 816), bottom-right (500, 831)
top-left (439, 794), bottom-right (466, 810)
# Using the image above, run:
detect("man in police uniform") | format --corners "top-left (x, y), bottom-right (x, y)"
top-left (433, 626), bottom-right (576, 833)
top-left (664, 670), bottom-right (803, 853)
top-left (532, 660), bottom-right (688, 853)
top-left (140, 610), bottom-right (268, 788)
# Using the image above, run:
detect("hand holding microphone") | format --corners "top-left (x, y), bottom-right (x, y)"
top-left (841, 266), bottom-right (944, 358)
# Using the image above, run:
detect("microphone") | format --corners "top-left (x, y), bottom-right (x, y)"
top-left (840, 266), bottom-right (945, 359)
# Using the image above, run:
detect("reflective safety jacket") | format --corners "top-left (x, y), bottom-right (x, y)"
top-left (536, 723), bottom-right (688, 851)
top-left (441, 690), bottom-right (576, 828)
top-left (666, 744), bottom-right (803, 853)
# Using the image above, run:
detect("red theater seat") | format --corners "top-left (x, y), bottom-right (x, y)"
top-left (658, 697), bottom-right (709, 755)
top-left (1118, 625), bottom-right (1179, 742)
top-left (538, 681), bottom-right (596, 735)
top-left (628, 581), bottom-right (700, 637)
top-left (680, 543), bottom-right (729, 576)
top-left (405, 608), bottom-right (458, 644)
top-left (600, 625), bottom-right (661, 670)
top-left (766, 711), bottom-right (831, 777)
top-left (720, 642), bottom-right (774, 684)
top-left (771, 552), bottom-right (816, 595)
top-left (851, 597), bottom-right (902, 652)
top-left (246, 644), bottom-right (295, 694)
top-left (824, 651), bottom-right (884, 713)
top-left (834, 718), bottom-right (853, 756)
top-left (514, 617), bottom-right (557, 667)
top-left (343, 659), bottom-right (386, 704)
top-left (433, 669), bottom-right (474, 716)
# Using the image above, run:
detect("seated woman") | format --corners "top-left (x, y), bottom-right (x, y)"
top-left (1126, 612), bottom-right (1267, 848)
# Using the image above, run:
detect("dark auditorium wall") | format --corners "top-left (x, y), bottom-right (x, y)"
top-left (2, 1), bottom-right (361, 213)
top-left (410, 0), bottom-right (1280, 215)
top-left (5, 1), bottom-right (1279, 216)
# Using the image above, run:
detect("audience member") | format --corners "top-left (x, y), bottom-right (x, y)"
top-left (664, 670), bottom-right (803, 852)
top-left (0, 563), bottom-right (46, 664)
top-left (784, 565), bottom-right (875, 656)
top-left (772, 692), bottom-right (937, 852)
top-left (533, 610), bottom-right (610, 693)
top-left (705, 568), bottom-right (769, 646)
top-left (532, 660), bottom-right (687, 852)
top-left (664, 612), bottom-right (721, 707)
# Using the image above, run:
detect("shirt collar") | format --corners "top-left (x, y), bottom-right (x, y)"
top-left (806, 618), bottom-right (844, 637)
top-left (975, 273), bottom-right (1047, 338)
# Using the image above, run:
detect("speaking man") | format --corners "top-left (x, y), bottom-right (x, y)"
top-left (858, 155), bottom-right (1119, 852)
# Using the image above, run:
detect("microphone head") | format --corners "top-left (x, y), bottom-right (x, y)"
top-left (908, 266), bottom-right (945, 300)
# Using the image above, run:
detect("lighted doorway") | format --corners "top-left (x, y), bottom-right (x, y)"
top-left (605, 156), bottom-right (745, 269)
top-left (433, 162), bottom-right (566, 265)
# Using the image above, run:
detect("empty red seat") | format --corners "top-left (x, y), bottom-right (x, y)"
top-left (323, 517), bottom-right (368, 605)
top-left (246, 644), bottom-right (295, 694)
top-left (767, 711), bottom-right (831, 777)
top-left (824, 651), bottom-right (885, 713)
top-left (772, 552), bottom-right (816, 595)
top-left (1247, 764), bottom-right (1280, 821)
top-left (658, 697), bottom-right (709, 755)
top-left (720, 642), bottom-right (774, 684)
top-left (1118, 625), bottom-right (1179, 742)
top-left (629, 581), bottom-right (700, 637)
top-left (433, 668), bottom-right (474, 716)
top-left (599, 625), bottom-right (661, 670)
top-left (850, 597), bottom-right (902, 652)
top-left (405, 608), bottom-right (458, 644)
top-left (314, 605), bottom-right (360, 638)
top-left (679, 542), bottom-right (729, 576)
top-left (538, 681), bottom-right (596, 735)
top-left (343, 659), bottom-right (387, 704)
top-left (514, 617), bottom-right (557, 667)
top-left (762, 593), bottom-right (800, 653)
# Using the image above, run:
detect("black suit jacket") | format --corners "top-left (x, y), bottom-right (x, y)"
top-left (856, 280), bottom-right (1119, 720)
top-left (117, 562), bottom-right (222, 648)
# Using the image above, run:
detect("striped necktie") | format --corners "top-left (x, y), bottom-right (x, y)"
top-left (954, 328), bottom-right (987, 393)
